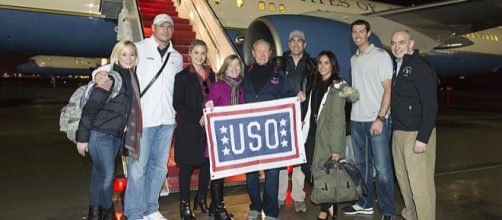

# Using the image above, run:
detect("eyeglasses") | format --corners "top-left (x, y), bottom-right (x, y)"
top-left (202, 80), bottom-right (209, 94)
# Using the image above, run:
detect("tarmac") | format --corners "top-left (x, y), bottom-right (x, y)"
top-left (1, 78), bottom-right (502, 220)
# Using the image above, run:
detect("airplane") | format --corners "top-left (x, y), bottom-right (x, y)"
top-left (1, 0), bottom-right (501, 83)
top-left (197, 0), bottom-right (502, 81)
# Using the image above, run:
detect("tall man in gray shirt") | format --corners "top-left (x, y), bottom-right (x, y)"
top-left (342, 19), bottom-right (396, 220)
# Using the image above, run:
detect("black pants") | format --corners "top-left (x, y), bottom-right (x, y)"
top-left (178, 160), bottom-right (210, 201)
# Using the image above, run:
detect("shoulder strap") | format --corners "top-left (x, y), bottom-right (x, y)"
top-left (140, 52), bottom-right (171, 98)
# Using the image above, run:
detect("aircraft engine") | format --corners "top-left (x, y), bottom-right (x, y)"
top-left (243, 15), bottom-right (384, 83)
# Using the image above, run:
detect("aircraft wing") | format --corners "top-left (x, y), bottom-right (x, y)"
top-left (369, 0), bottom-right (502, 42)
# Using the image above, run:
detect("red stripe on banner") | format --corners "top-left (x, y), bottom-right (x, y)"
top-left (209, 103), bottom-right (295, 118)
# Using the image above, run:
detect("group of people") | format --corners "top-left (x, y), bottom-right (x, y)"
top-left (75, 12), bottom-right (437, 220)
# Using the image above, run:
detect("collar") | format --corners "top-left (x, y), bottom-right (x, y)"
top-left (147, 37), bottom-right (173, 53)
top-left (189, 64), bottom-right (211, 79)
top-left (285, 50), bottom-right (311, 61)
top-left (355, 43), bottom-right (375, 56)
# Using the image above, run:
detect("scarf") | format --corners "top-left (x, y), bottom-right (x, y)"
top-left (222, 75), bottom-right (242, 105)
top-left (124, 68), bottom-right (143, 160)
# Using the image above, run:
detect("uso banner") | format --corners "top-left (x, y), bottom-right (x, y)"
top-left (204, 97), bottom-right (306, 180)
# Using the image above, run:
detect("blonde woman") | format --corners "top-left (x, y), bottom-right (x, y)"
top-left (76, 40), bottom-right (141, 220)
top-left (173, 39), bottom-right (215, 220)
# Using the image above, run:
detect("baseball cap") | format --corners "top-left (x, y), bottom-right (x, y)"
top-left (289, 30), bottom-right (305, 41)
top-left (153, 14), bottom-right (174, 26)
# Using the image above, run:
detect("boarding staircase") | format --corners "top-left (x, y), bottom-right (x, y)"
top-left (137, 0), bottom-right (196, 66)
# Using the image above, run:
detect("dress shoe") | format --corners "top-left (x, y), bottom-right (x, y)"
top-left (193, 193), bottom-right (209, 213)
top-left (102, 207), bottom-right (116, 220)
top-left (180, 200), bottom-right (196, 220)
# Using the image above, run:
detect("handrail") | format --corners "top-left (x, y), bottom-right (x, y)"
top-left (134, 0), bottom-right (145, 39)
top-left (198, 0), bottom-right (240, 59)
top-left (189, 1), bottom-right (220, 60)
top-left (176, 0), bottom-right (241, 71)
top-left (115, 0), bottom-right (144, 42)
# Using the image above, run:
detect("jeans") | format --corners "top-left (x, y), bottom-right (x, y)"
top-left (351, 119), bottom-right (395, 216)
top-left (88, 130), bottom-right (121, 209)
top-left (124, 124), bottom-right (174, 220)
top-left (246, 168), bottom-right (280, 218)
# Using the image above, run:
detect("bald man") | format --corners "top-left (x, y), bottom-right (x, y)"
top-left (390, 30), bottom-right (438, 220)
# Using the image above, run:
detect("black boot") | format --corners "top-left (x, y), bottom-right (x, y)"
top-left (87, 205), bottom-right (102, 220)
top-left (209, 180), bottom-right (233, 220)
top-left (193, 191), bottom-right (209, 213)
top-left (102, 206), bottom-right (116, 220)
top-left (180, 200), bottom-right (196, 220)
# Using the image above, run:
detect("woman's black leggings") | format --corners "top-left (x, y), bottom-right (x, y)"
top-left (178, 161), bottom-right (210, 201)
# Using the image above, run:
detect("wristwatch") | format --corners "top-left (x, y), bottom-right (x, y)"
top-left (376, 115), bottom-right (386, 122)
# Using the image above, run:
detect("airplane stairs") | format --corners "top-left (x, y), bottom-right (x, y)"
top-left (137, 0), bottom-right (195, 66)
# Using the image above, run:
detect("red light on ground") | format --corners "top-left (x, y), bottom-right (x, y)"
top-left (446, 86), bottom-right (454, 92)
top-left (115, 210), bottom-right (124, 220)
top-left (113, 175), bottom-right (127, 193)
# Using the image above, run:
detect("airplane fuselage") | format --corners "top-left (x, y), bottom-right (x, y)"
top-left (1, 0), bottom-right (501, 78)
top-left (207, 0), bottom-right (502, 77)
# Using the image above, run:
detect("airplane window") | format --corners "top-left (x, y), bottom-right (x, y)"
top-left (279, 4), bottom-right (285, 12)
top-left (236, 0), bottom-right (243, 7)
top-left (259, 1), bottom-right (265, 10)
top-left (214, 0), bottom-right (220, 4)
top-left (269, 3), bottom-right (276, 12)
top-left (495, 35), bottom-right (499, 42)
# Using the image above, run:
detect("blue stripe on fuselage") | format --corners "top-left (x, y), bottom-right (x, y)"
top-left (0, 9), bottom-right (117, 57)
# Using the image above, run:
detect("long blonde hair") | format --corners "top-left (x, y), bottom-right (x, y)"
top-left (109, 40), bottom-right (138, 67)
top-left (217, 54), bottom-right (244, 80)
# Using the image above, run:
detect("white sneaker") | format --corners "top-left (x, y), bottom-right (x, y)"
top-left (144, 211), bottom-right (167, 220)
top-left (294, 200), bottom-right (307, 213)
top-left (247, 210), bottom-right (261, 220)
top-left (342, 204), bottom-right (374, 215)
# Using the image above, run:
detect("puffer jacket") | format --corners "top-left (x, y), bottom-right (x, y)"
top-left (76, 64), bottom-right (133, 142)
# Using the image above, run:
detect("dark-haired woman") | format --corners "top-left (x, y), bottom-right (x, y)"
top-left (301, 51), bottom-right (359, 220)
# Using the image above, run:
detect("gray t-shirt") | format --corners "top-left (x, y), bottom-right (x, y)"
top-left (350, 44), bottom-right (393, 122)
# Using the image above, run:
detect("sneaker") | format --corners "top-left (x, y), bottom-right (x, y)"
top-left (144, 211), bottom-right (167, 220)
top-left (381, 216), bottom-right (396, 220)
top-left (247, 210), bottom-right (261, 220)
top-left (342, 204), bottom-right (374, 215)
top-left (264, 216), bottom-right (279, 220)
top-left (294, 201), bottom-right (307, 213)
top-left (278, 199), bottom-right (285, 208)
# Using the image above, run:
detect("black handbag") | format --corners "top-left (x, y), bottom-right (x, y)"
top-left (311, 157), bottom-right (360, 204)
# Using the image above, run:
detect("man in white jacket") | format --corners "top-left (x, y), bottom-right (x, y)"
top-left (94, 14), bottom-right (182, 220)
